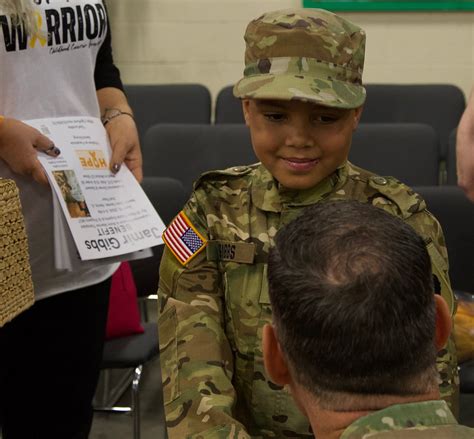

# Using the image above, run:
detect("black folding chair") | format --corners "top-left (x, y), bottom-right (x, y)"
top-left (97, 177), bottom-right (186, 439)
top-left (143, 124), bottom-right (256, 194)
top-left (124, 84), bottom-right (212, 140)
top-left (215, 85), bottom-right (244, 124)
top-left (350, 123), bottom-right (441, 186)
top-left (361, 84), bottom-right (465, 160)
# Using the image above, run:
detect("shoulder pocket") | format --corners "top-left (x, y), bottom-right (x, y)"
top-left (368, 176), bottom-right (426, 219)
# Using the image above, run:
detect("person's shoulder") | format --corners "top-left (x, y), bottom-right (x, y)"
top-left (351, 424), bottom-right (474, 438)
top-left (342, 162), bottom-right (427, 220)
top-left (182, 163), bottom-right (259, 224)
top-left (342, 401), bottom-right (464, 438)
top-left (193, 163), bottom-right (259, 194)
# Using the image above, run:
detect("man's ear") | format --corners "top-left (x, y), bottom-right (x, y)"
top-left (434, 295), bottom-right (452, 350)
top-left (262, 324), bottom-right (291, 386)
top-left (352, 106), bottom-right (364, 130)
top-left (241, 99), bottom-right (251, 127)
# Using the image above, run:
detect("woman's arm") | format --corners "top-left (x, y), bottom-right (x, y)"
top-left (94, 2), bottom-right (142, 182)
top-left (96, 87), bottom-right (142, 182)
top-left (456, 87), bottom-right (474, 202)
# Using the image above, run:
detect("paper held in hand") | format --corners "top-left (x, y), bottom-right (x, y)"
top-left (26, 116), bottom-right (165, 261)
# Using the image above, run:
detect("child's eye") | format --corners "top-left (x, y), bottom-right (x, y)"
top-left (313, 115), bottom-right (338, 124)
top-left (264, 112), bottom-right (286, 122)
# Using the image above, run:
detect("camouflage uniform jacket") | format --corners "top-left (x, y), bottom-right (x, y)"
top-left (158, 162), bottom-right (459, 439)
top-left (341, 400), bottom-right (472, 438)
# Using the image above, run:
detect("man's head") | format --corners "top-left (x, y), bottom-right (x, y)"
top-left (264, 201), bottom-right (451, 411)
top-left (234, 9), bottom-right (366, 190)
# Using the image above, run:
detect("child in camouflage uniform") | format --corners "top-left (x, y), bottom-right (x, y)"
top-left (158, 8), bottom-right (458, 439)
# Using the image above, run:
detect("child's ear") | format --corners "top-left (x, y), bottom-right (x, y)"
top-left (352, 106), bottom-right (364, 131)
top-left (241, 99), bottom-right (251, 126)
top-left (262, 324), bottom-right (291, 386)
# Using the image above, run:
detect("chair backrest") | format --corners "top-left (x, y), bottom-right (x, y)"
top-left (215, 85), bottom-right (245, 124)
top-left (414, 186), bottom-right (474, 293)
top-left (141, 176), bottom-right (187, 225)
top-left (350, 123), bottom-right (440, 186)
top-left (124, 84), bottom-right (212, 140)
top-left (361, 84), bottom-right (465, 159)
top-left (143, 124), bottom-right (256, 193)
top-left (446, 129), bottom-right (457, 185)
top-left (129, 176), bottom-right (187, 298)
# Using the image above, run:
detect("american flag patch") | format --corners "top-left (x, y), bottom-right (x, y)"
top-left (163, 211), bottom-right (207, 266)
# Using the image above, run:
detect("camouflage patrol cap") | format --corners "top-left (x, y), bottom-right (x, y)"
top-left (233, 8), bottom-right (366, 109)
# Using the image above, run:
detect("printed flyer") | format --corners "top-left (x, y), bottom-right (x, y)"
top-left (26, 116), bottom-right (165, 261)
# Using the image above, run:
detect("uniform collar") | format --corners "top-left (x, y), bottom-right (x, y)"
top-left (251, 162), bottom-right (348, 212)
top-left (340, 400), bottom-right (457, 438)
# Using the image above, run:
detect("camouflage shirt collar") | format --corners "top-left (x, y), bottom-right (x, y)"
top-left (340, 400), bottom-right (457, 438)
top-left (251, 162), bottom-right (348, 212)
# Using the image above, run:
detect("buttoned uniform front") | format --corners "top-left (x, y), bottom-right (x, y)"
top-left (158, 161), bottom-right (458, 439)
top-left (341, 400), bottom-right (473, 438)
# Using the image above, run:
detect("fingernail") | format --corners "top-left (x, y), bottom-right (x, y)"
top-left (52, 147), bottom-right (61, 156)
top-left (112, 163), bottom-right (121, 173)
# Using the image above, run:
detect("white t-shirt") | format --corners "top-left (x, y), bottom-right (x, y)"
top-left (0, 0), bottom-right (118, 300)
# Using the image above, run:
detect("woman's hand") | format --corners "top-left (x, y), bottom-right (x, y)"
top-left (106, 113), bottom-right (143, 182)
top-left (97, 87), bottom-right (143, 182)
top-left (0, 118), bottom-right (60, 185)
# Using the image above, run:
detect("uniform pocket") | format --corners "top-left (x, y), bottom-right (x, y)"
top-left (159, 304), bottom-right (180, 405)
top-left (223, 263), bottom-right (266, 356)
top-left (250, 267), bottom-right (309, 435)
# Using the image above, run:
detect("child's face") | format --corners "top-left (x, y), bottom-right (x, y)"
top-left (243, 99), bottom-right (363, 190)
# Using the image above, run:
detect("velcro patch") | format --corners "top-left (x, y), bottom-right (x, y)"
top-left (163, 211), bottom-right (207, 266)
top-left (206, 241), bottom-right (256, 264)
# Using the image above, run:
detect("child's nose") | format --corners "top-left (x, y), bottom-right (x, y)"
top-left (284, 118), bottom-right (315, 149)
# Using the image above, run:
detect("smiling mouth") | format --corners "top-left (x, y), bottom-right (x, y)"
top-left (282, 158), bottom-right (320, 171)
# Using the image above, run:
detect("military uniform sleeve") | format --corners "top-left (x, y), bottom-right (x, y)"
top-left (373, 190), bottom-right (459, 416)
top-left (362, 177), bottom-right (459, 417)
top-left (158, 190), bottom-right (252, 439)
top-left (406, 209), bottom-right (460, 417)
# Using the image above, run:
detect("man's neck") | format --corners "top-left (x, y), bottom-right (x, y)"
top-left (304, 391), bottom-right (440, 439)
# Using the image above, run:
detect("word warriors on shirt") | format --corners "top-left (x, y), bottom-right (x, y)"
top-left (1, 2), bottom-right (107, 52)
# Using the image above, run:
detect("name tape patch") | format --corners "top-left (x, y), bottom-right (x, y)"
top-left (206, 241), bottom-right (256, 264)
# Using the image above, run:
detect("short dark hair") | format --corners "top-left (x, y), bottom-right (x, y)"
top-left (268, 200), bottom-right (437, 402)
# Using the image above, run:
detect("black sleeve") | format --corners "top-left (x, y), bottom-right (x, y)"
top-left (94, 1), bottom-right (124, 91)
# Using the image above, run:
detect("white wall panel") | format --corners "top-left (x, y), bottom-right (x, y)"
top-left (108, 2), bottom-right (474, 101)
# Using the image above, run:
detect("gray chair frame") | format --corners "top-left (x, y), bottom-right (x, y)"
top-left (96, 322), bottom-right (158, 439)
